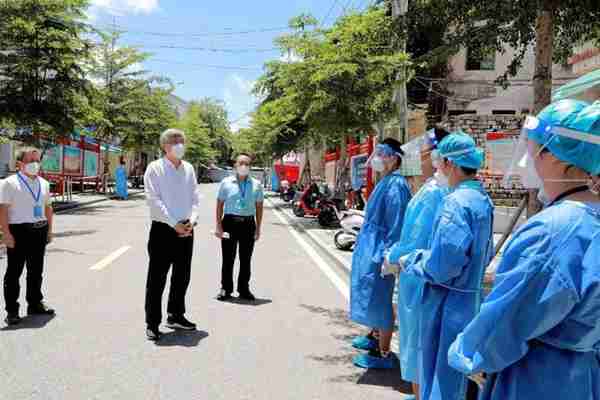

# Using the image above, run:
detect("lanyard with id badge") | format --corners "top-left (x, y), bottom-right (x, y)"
top-left (17, 173), bottom-right (43, 218)
top-left (238, 179), bottom-right (250, 209)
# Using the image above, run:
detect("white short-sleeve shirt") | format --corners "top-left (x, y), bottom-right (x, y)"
top-left (0, 173), bottom-right (51, 224)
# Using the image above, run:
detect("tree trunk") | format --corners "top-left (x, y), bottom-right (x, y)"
top-left (529, 3), bottom-right (556, 217)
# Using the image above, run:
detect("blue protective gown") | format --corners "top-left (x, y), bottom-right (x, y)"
top-left (403, 180), bottom-right (494, 400)
top-left (388, 177), bottom-right (448, 383)
top-left (350, 171), bottom-right (411, 330)
top-left (449, 201), bottom-right (600, 400)
top-left (115, 166), bottom-right (128, 199)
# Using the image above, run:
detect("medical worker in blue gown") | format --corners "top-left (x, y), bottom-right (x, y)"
top-left (384, 126), bottom-right (451, 400)
top-left (115, 159), bottom-right (128, 200)
top-left (388, 132), bottom-right (494, 400)
top-left (449, 99), bottom-right (600, 400)
top-left (350, 138), bottom-right (412, 370)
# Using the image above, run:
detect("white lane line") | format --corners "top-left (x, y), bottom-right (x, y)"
top-left (304, 229), bottom-right (351, 271)
top-left (89, 246), bottom-right (132, 271)
top-left (267, 199), bottom-right (350, 302)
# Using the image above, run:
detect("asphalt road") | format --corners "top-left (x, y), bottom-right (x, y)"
top-left (0, 184), bottom-right (410, 400)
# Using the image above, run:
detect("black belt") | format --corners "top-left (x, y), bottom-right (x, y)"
top-left (224, 215), bottom-right (254, 221)
top-left (11, 221), bottom-right (48, 229)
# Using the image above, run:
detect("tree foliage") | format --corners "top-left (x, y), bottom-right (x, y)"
top-left (243, 6), bottom-right (410, 159)
top-left (0, 0), bottom-right (93, 141)
top-left (175, 98), bottom-right (233, 166)
top-left (83, 31), bottom-right (176, 149)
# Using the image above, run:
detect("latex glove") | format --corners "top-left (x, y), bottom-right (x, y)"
top-left (468, 373), bottom-right (486, 390)
top-left (381, 253), bottom-right (402, 277)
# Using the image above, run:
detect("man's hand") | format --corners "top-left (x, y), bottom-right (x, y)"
top-left (254, 228), bottom-right (261, 242)
top-left (175, 223), bottom-right (192, 237)
top-left (47, 231), bottom-right (53, 244)
top-left (381, 258), bottom-right (400, 277)
top-left (3, 232), bottom-right (15, 249)
top-left (214, 226), bottom-right (226, 239)
top-left (468, 373), bottom-right (486, 390)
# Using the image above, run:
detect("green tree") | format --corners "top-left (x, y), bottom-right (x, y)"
top-left (175, 102), bottom-right (217, 166)
top-left (194, 98), bottom-right (233, 164)
top-left (0, 0), bottom-right (93, 142)
top-left (249, 7), bottom-right (409, 158)
top-left (392, 0), bottom-right (600, 214)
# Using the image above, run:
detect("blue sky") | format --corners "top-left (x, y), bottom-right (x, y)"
top-left (87, 0), bottom-right (372, 130)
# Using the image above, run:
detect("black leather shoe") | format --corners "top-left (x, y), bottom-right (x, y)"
top-left (216, 289), bottom-right (233, 301)
top-left (27, 302), bottom-right (55, 316)
top-left (4, 313), bottom-right (21, 326)
top-left (146, 326), bottom-right (163, 341)
top-left (165, 314), bottom-right (196, 331)
top-left (238, 291), bottom-right (256, 301)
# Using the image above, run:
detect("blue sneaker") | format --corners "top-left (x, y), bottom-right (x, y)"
top-left (353, 351), bottom-right (395, 369)
top-left (352, 335), bottom-right (378, 351)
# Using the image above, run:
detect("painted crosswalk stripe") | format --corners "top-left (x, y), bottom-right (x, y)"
top-left (90, 246), bottom-right (131, 271)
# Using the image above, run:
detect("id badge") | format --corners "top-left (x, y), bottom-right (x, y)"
top-left (33, 205), bottom-right (43, 218)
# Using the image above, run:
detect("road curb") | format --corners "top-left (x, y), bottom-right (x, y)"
top-left (266, 198), bottom-right (351, 276)
top-left (53, 191), bottom-right (145, 213)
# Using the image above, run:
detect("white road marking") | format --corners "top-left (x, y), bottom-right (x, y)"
top-left (89, 246), bottom-right (132, 271)
top-left (267, 199), bottom-right (350, 302)
top-left (304, 229), bottom-right (351, 271)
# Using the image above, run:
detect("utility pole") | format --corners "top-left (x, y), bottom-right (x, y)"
top-left (392, 0), bottom-right (409, 144)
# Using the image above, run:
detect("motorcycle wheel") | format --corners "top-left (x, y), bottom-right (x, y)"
top-left (318, 208), bottom-right (339, 228)
top-left (293, 203), bottom-right (305, 217)
top-left (334, 231), bottom-right (354, 251)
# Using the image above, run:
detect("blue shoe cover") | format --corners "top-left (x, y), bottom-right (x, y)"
top-left (351, 335), bottom-right (378, 351)
top-left (353, 352), bottom-right (395, 369)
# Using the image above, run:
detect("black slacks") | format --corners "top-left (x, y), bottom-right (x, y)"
top-left (145, 221), bottom-right (193, 328)
top-left (220, 215), bottom-right (256, 295)
top-left (4, 223), bottom-right (49, 313)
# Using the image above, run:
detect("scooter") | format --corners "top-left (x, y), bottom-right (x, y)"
top-left (333, 209), bottom-right (365, 251)
top-left (317, 196), bottom-right (345, 228)
top-left (280, 180), bottom-right (295, 203)
top-left (292, 184), bottom-right (322, 218)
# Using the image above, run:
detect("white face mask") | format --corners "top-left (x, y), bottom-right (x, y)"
top-left (23, 162), bottom-right (40, 176)
top-left (434, 170), bottom-right (449, 188)
top-left (169, 144), bottom-right (185, 160)
top-left (237, 165), bottom-right (250, 177)
top-left (371, 157), bottom-right (385, 172)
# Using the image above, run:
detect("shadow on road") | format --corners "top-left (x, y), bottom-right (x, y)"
top-left (46, 247), bottom-right (87, 255)
top-left (156, 330), bottom-right (209, 347)
top-left (54, 229), bottom-right (98, 238)
top-left (1, 314), bottom-right (56, 331)
top-left (300, 303), bottom-right (413, 393)
top-left (229, 297), bottom-right (273, 307)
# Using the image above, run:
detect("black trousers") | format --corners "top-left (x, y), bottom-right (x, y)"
top-left (4, 223), bottom-right (49, 313)
top-left (220, 215), bottom-right (256, 295)
top-left (145, 221), bottom-right (193, 328)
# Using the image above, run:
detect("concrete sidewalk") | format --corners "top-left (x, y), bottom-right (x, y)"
top-left (52, 189), bottom-right (145, 212)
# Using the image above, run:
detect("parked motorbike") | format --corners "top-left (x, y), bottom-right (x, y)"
top-left (317, 197), bottom-right (344, 228)
top-left (280, 180), bottom-right (296, 203)
top-left (292, 183), bottom-right (322, 218)
top-left (333, 209), bottom-right (365, 251)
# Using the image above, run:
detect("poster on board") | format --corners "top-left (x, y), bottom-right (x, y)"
top-left (350, 154), bottom-right (368, 190)
top-left (84, 150), bottom-right (99, 177)
top-left (485, 131), bottom-right (520, 176)
top-left (63, 145), bottom-right (82, 175)
top-left (40, 142), bottom-right (63, 173)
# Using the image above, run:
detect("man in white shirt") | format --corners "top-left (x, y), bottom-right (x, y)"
top-left (0, 147), bottom-right (55, 326)
top-left (144, 128), bottom-right (200, 341)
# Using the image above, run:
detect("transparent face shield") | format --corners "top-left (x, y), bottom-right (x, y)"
top-left (367, 144), bottom-right (403, 171)
top-left (504, 115), bottom-right (600, 192)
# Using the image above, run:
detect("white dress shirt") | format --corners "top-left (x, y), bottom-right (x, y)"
top-left (0, 173), bottom-right (51, 224)
top-left (144, 158), bottom-right (200, 228)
